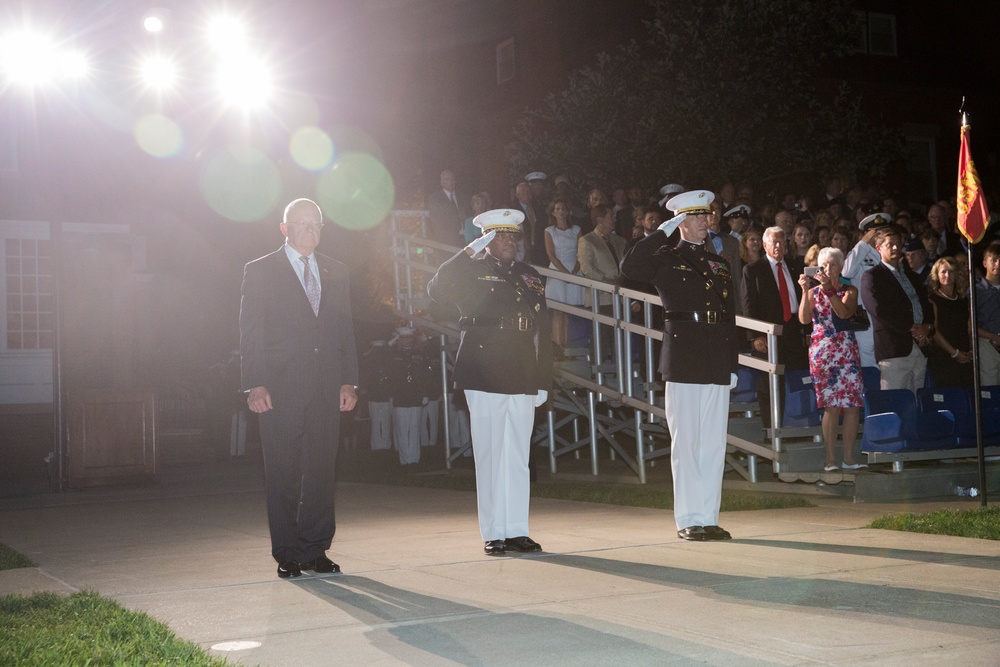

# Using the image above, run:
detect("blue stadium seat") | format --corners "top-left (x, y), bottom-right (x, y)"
top-left (861, 366), bottom-right (881, 393)
top-left (976, 385), bottom-right (1000, 444)
top-left (862, 388), bottom-right (955, 453)
top-left (917, 387), bottom-right (997, 447)
top-left (783, 369), bottom-right (822, 427)
top-left (730, 366), bottom-right (757, 403)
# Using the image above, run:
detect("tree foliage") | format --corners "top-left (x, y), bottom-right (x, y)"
top-left (509, 0), bottom-right (904, 195)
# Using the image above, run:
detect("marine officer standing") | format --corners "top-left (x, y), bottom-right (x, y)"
top-left (620, 190), bottom-right (739, 541)
top-left (427, 209), bottom-right (553, 556)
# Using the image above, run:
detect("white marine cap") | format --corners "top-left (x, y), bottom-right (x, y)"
top-left (724, 204), bottom-right (752, 218)
top-left (525, 171), bottom-right (547, 182)
top-left (665, 189), bottom-right (715, 215)
top-left (859, 212), bottom-right (893, 232)
top-left (658, 183), bottom-right (685, 207)
top-left (473, 208), bottom-right (525, 234)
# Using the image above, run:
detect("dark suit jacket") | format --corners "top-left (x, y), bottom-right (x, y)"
top-left (619, 234), bottom-right (738, 384)
top-left (740, 257), bottom-right (806, 369)
top-left (709, 231), bottom-right (743, 313)
top-left (510, 199), bottom-right (547, 265)
top-left (427, 189), bottom-right (469, 247)
top-left (860, 262), bottom-right (932, 363)
top-left (240, 247), bottom-right (359, 406)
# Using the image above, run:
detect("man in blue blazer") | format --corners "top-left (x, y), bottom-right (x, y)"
top-left (240, 198), bottom-right (359, 579)
top-left (860, 225), bottom-right (934, 394)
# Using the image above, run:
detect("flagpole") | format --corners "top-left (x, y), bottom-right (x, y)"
top-left (958, 103), bottom-right (989, 507)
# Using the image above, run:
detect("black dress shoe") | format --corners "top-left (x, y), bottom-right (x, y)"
top-left (703, 525), bottom-right (732, 540)
top-left (484, 539), bottom-right (506, 556)
top-left (301, 555), bottom-right (341, 574)
top-left (277, 560), bottom-right (302, 578)
top-left (504, 536), bottom-right (542, 553)
top-left (676, 526), bottom-right (708, 541)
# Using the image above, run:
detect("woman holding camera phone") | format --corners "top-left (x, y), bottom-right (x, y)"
top-left (798, 247), bottom-right (866, 472)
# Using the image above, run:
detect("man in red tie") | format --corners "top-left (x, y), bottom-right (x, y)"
top-left (740, 226), bottom-right (808, 430)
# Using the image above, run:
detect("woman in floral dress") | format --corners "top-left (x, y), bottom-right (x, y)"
top-left (797, 247), bottom-right (866, 472)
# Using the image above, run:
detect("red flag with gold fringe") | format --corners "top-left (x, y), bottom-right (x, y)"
top-left (957, 124), bottom-right (989, 244)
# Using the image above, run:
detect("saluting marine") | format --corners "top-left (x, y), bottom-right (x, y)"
top-left (620, 189), bottom-right (739, 542)
top-left (427, 208), bottom-right (552, 556)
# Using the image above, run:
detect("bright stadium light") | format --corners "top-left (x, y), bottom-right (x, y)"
top-left (143, 14), bottom-right (165, 34)
top-left (216, 56), bottom-right (271, 110)
top-left (0, 30), bottom-right (59, 85)
top-left (139, 55), bottom-right (177, 90)
top-left (206, 16), bottom-right (247, 56)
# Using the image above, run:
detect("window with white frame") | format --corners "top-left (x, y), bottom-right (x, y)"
top-left (5, 238), bottom-right (53, 350)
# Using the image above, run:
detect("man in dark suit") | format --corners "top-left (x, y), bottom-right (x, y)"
top-left (740, 226), bottom-right (808, 430)
top-left (927, 203), bottom-right (964, 258)
top-left (620, 189), bottom-right (739, 542)
top-left (511, 181), bottom-right (545, 264)
top-left (240, 198), bottom-right (360, 579)
top-left (427, 209), bottom-right (552, 556)
top-left (707, 202), bottom-right (743, 313)
top-left (426, 170), bottom-right (469, 248)
top-left (860, 226), bottom-right (934, 394)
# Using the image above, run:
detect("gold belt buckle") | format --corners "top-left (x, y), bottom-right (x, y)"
top-left (518, 316), bottom-right (530, 331)
top-left (707, 311), bottom-right (718, 324)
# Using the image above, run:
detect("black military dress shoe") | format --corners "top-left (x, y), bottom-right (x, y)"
top-left (277, 560), bottom-right (302, 578)
top-left (703, 525), bottom-right (732, 540)
top-left (301, 555), bottom-right (341, 574)
top-left (484, 539), bottom-right (506, 556)
top-left (676, 526), bottom-right (708, 541)
top-left (504, 536), bottom-right (542, 553)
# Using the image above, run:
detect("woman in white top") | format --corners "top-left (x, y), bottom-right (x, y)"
top-left (544, 199), bottom-right (584, 349)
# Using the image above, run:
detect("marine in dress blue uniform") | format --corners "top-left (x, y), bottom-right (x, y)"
top-left (427, 209), bottom-right (553, 556)
top-left (620, 190), bottom-right (739, 541)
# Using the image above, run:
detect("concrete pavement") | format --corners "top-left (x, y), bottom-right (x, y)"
top-left (1, 463), bottom-right (998, 666)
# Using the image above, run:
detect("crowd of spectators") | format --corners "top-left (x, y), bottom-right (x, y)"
top-left (417, 169), bottom-right (998, 466)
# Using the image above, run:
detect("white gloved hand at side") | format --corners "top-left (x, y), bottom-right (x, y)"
top-left (533, 389), bottom-right (548, 407)
top-left (466, 230), bottom-right (496, 255)
top-left (729, 373), bottom-right (739, 390)
top-left (657, 212), bottom-right (686, 237)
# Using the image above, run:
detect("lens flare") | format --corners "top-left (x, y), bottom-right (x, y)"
top-left (290, 127), bottom-right (334, 172)
top-left (316, 152), bottom-right (394, 231)
top-left (200, 145), bottom-right (282, 222)
top-left (134, 114), bottom-right (183, 158)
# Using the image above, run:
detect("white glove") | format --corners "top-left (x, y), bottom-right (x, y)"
top-left (729, 373), bottom-right (739, 390)
top-left (421, 397), bottom-right (429, 405)
top-left (466, 230), bottom-right (496, 255)
top-left (533, 389), bottom-right (548, 407)
top-left (657, 212), bottom-right (686, 237)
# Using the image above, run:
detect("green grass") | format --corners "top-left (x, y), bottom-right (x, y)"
top-left (0, 591), bottom-right (232, 666)
top-left (0, 543), bottom-right (33, 571)
top-left (868, 506), bottom-right (1000, 541)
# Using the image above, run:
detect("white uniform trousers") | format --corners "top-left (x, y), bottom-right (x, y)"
top-left (663, 381), bottom-right (729, 530)
top-left (368, 401), bottom-right (392, 451)
top-left (392, 406), bottom-right (422, 464)
top-left (465, 390), bottom-right (533, 541)
top-left (878, 345), bottom-right (926, 395)
top-left (420, 398), bottom-right (440, 447)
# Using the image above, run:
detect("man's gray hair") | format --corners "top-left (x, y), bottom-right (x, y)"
top-left (762, 226), bottom-right (785, 244)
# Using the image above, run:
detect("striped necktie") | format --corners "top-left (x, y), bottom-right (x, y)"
top-left (300, 256), bottom-right (320, 316)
